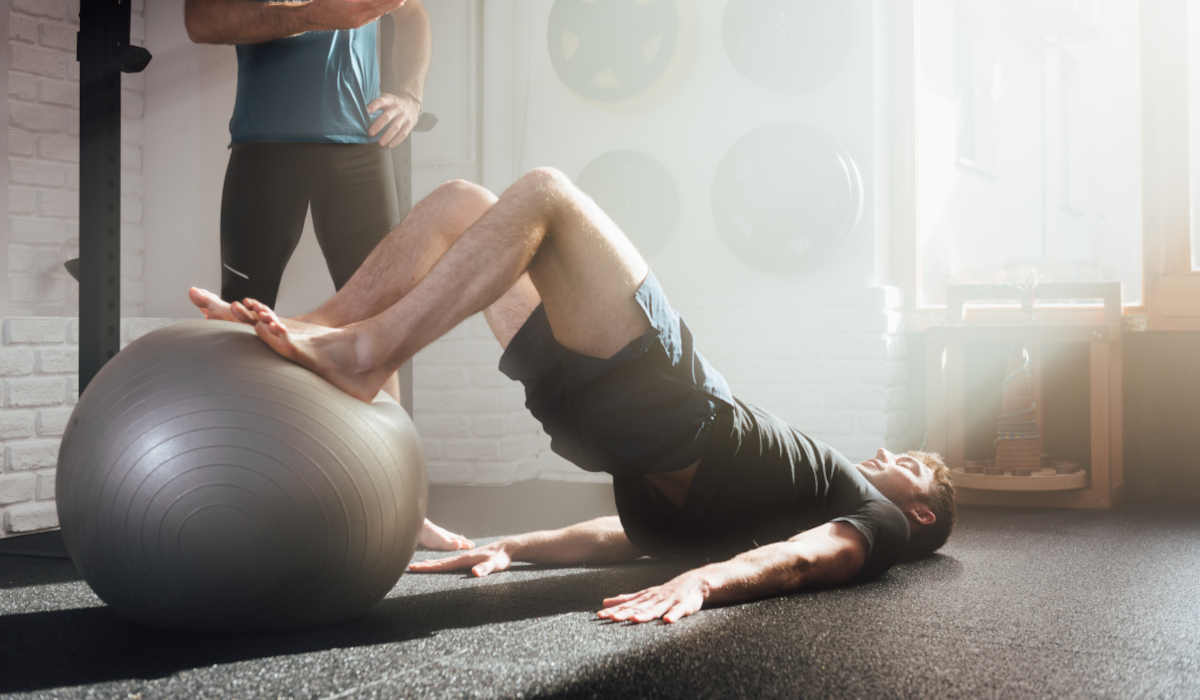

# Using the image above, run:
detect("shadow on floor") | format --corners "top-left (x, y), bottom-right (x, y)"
top-left (0, 530), bottom-right (82, 590)
top-left (0, 556), bottom-right (82, 589)
top-left (530, 555), bottom-right (968, 700)
top-left (0, 558), bottom-right (687, 695)
top-left (4, 489), bottom-right (1198, 698)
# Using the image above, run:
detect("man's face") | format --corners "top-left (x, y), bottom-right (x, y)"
top-left (855, 448), bottom-right (935, 507)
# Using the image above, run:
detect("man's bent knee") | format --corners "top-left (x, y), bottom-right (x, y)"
top-left (430, 179), bottom-right (497, 228)
top-left (514, 167), bottom-right (575, 198)
top-left (434, 179), bottom-right (497, 211)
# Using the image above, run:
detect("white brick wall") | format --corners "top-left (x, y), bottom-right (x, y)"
top-left (0, 316), bottom-right (78, 535)
top-left (7, 0), bottom-right (146, 317)
top-left (0, 314), bottom-right (171, 538)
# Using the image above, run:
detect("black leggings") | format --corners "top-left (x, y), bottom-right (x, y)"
top-left (220, 142), bottom-right (400, 307)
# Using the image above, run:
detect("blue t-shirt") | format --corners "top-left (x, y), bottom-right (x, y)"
top-left (229, 21), bottom-right (381, 144)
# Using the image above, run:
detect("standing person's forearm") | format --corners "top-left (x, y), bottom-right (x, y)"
top-left (185, 0), bottom-right (403, 45)
top-left (185, 0), bottom-right (321, 44)
top-left (387, 0), bottom-right (431, 103)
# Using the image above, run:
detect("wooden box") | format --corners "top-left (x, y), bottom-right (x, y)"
top-left (924, 284), bottom-right (1124, 509)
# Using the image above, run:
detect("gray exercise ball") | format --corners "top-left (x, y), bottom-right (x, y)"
top-left (56, 320), bottom-right (427, 632)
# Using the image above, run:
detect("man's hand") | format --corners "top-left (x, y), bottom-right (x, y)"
top-left (305, 0), bottom-right (408, 32)
top-left (419, 518), bottom-right (473, 551)
top-left (374, 0), bottom-right (429, 146)
top-left (598, 571), bottom-right (709, 624)
top-left (367, 92), bottom-right (420, 147)
top-left (409, 540), bottom-right (515, 577)
top-left (598, 521), bottom-right (868, 625)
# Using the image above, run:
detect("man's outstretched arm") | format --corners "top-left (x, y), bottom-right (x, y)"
top-left (598, 521), bottom-right (868, 624)
top-left (185, 0), bottom-right (406, 45)
top-left (408, 516), bottom-right (643, 576)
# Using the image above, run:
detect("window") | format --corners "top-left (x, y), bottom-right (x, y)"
top-left (1190, 0), bottom-right (1200, 271)
top-left (911, 0), bottom-right (1143, 309)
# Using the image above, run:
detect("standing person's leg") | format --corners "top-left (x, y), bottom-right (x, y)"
top-left (220, 143), bottom-right (312, 307)
top-left (238, 167), bottom-right (651, 401)
top-left (308, 143), bottom-right (400, 293)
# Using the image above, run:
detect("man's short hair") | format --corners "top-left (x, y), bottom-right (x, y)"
top-left (903, 450), bottom-right (955, 559)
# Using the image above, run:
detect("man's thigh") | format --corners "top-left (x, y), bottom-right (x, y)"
top-left (219, 143), bottom-right (313, 306)
top-left (497, 269), bottom-right (731, 477)
top-left (309, 144), bottom-right (401, 289)
top-left (521, 169), bottom-right (651, 360)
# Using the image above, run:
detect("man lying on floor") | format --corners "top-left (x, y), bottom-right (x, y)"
top-left (188, 167), bottom-right (956, 624)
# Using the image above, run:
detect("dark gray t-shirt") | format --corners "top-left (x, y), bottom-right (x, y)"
top-left (614, 400), bottom-right (910, 583)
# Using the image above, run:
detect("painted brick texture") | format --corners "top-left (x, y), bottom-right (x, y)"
top-left (7, 0), bottom-right (146, 317)
top-left (0, 314), bottom-right (169, 537)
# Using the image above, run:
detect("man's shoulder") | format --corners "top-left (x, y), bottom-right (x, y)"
top-left (833, 497), bottom-right (910, 581)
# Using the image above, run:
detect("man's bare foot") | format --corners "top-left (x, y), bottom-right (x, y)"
top-left (419, 519), bottom-right (474, 551)
top-left (188, 287), bottom-right (260, 325)
top-left (239, 298), bottom-right (394, 403)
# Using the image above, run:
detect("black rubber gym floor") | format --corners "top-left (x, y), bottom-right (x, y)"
top-left (1, 482), bottom-right (1197, 699)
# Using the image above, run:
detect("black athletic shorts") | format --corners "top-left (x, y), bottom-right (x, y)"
top-left (220, 142), bottom-right (400, 307)
top-left (498, 270), bottom-right (734, 477)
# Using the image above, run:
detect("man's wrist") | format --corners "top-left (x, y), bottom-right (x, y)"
top-left (287, 1), bottom-right (320, 36)
top-left (399, 90), bottom-right (422, 108)
top-left (386, 90), bottom-right (421, 109)
top-left (689, 563), bottom-right (729, 602)
top-left (498, 534), bottom-right (528, 560)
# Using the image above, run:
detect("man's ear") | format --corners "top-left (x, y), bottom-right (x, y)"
top-left (907, 503), bottom-right (936, 527)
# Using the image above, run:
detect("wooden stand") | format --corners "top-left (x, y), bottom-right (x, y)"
top-left (951, 468), bottom-right (1087, 491)
top-left (925, 284), bottom-right (1124, 509)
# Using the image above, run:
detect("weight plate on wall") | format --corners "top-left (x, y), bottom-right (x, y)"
top-left (576, 150), bottom-right (679, 256)
top-left (711, 122), bottom-right (862, 274)
top-left (723, 0), bottom-right (853, 95)
top-left (548, 0), bottom-right (694, 108)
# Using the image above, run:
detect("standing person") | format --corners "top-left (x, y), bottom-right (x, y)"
top-left (186, 0), bottom-right (458, 552)
top-left (186, 0), bottom-right (430, 402)
top-left (184, 0), bottom-right (430, 307)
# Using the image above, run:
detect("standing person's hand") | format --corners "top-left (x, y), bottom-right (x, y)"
top-left (305, 0), bottom-right (408, 31)
top-left (367, 91), bottom-right (421, 147)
